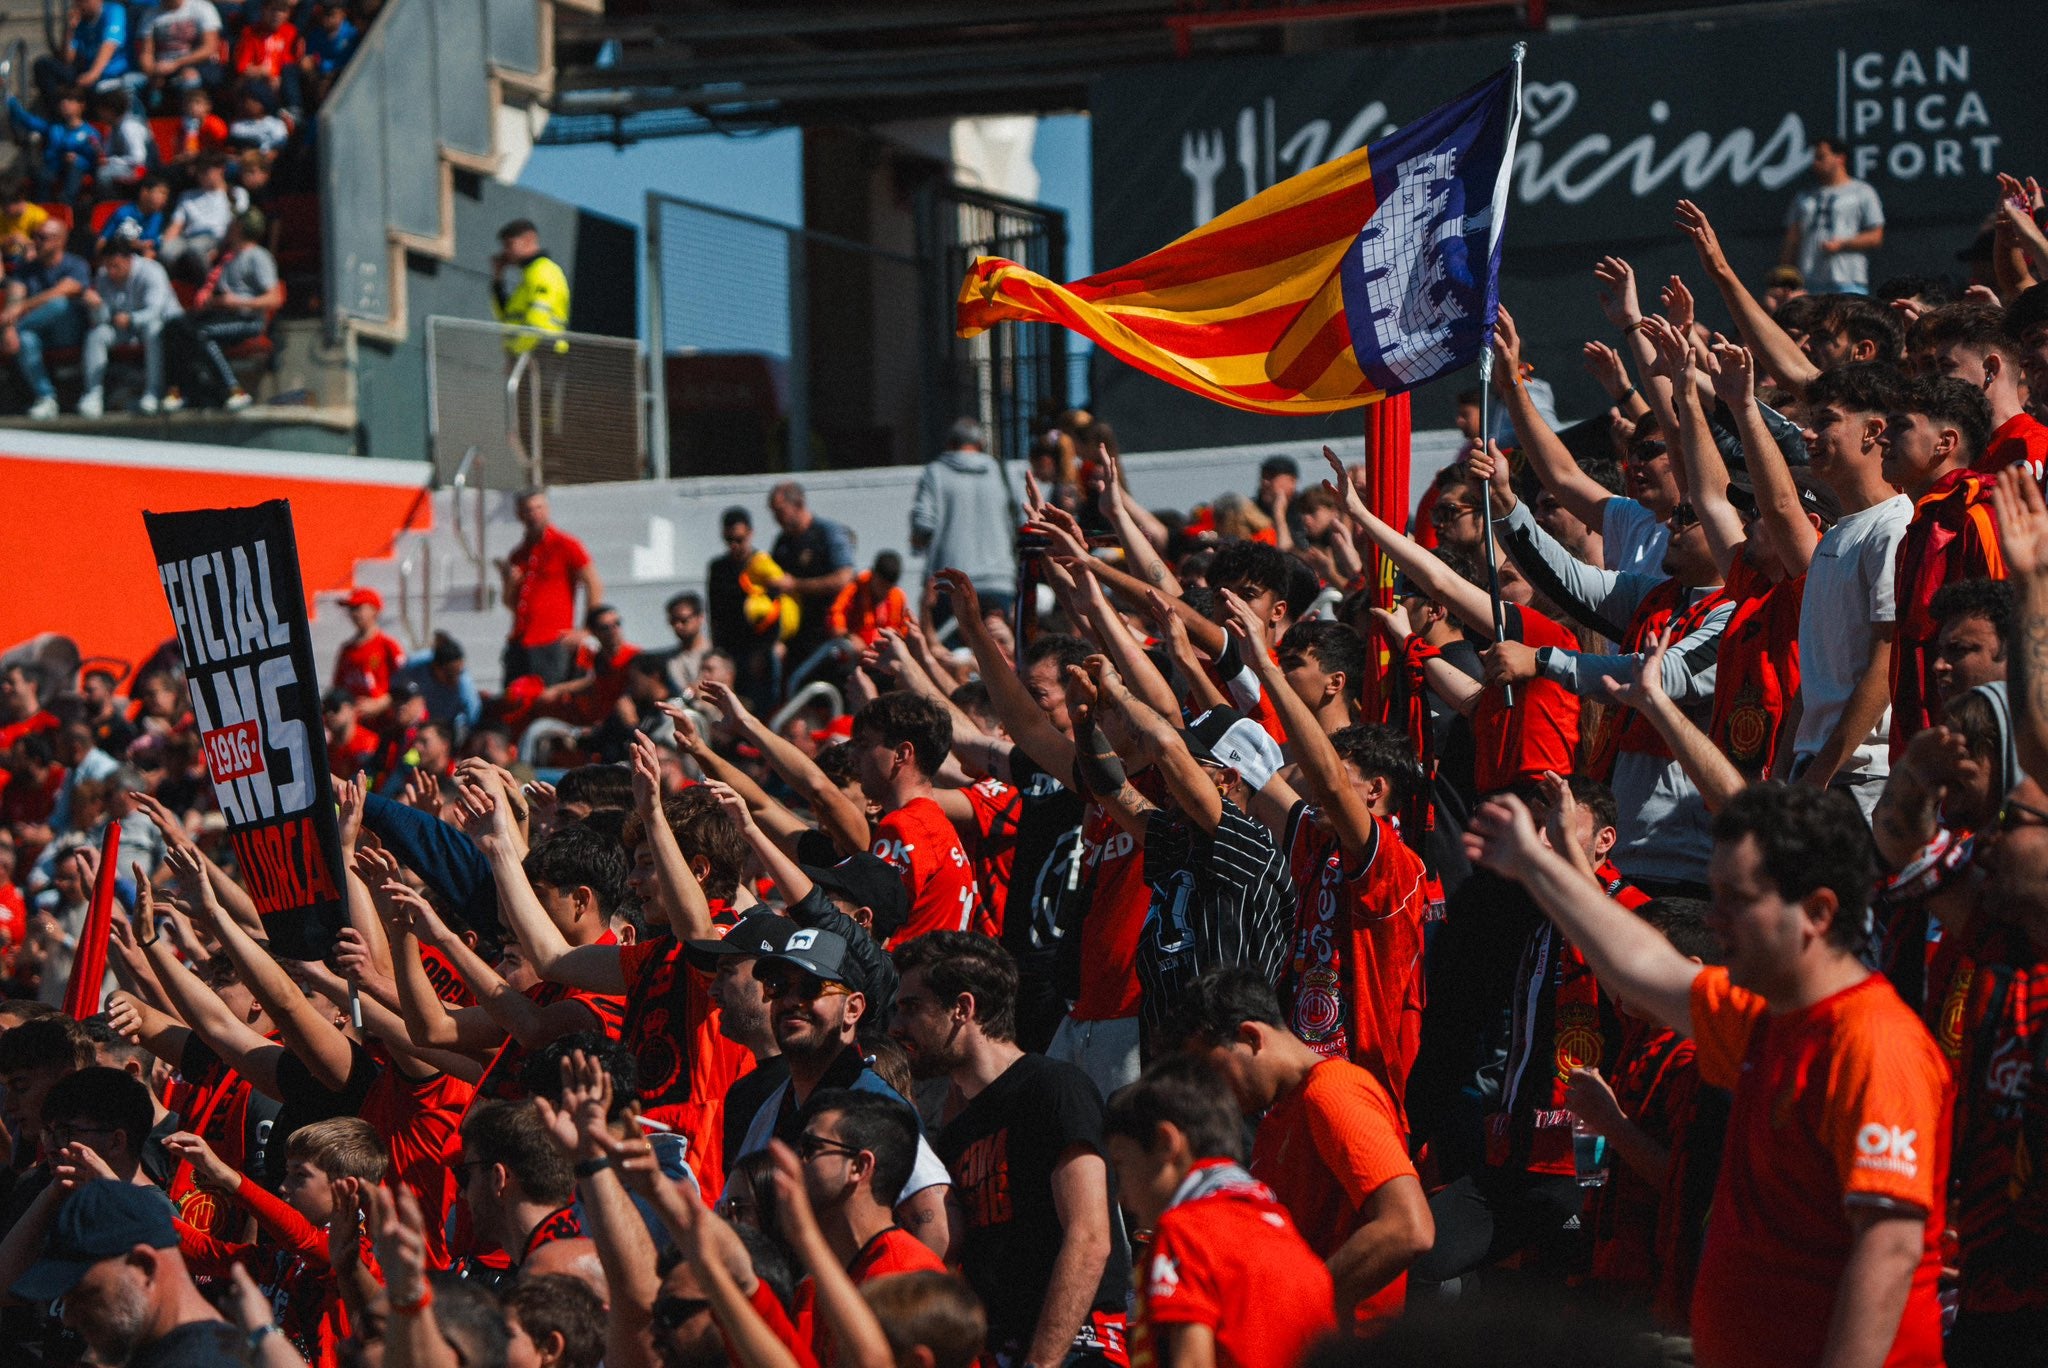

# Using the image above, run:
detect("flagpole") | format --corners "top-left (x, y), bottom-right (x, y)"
top-left (1478, 42), bottom-right (1526, 707)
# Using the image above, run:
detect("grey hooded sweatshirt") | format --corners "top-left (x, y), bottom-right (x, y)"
top-left (910, 446), bottom-right (1021, 593)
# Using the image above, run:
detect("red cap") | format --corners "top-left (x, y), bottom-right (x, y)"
top-left (821, 714), bottom-right (854, 742)
top-left (342, 587), bottom-right (383, 612)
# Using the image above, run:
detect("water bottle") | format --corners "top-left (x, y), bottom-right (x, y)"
top-left (1573, 1117), bottom-right (1610, 1188)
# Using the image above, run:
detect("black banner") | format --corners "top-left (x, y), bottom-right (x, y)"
top-left (144, 501), bottom-right (345, 961)
top-left (1089, 0), bottom-right (2044, 450)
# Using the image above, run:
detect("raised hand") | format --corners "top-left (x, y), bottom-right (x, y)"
top-left (398, 766), bottom-right (440, 813)
top-left (1536, 768), bottom-right (1580, 855)
top-left (223, 1264), bottom-right (279, 1337)
top-left (1660, 274), bottom-right (1696, 334)
top-left (932, 567), bottom-right (984, 626)
top-left (1593, 256), bottom-right (1642, 328)
top-left (378, 881), bottom-right (448, 944)
top-left (695, 678), bottom-right (755, 731)
top-left (126, 789), bottom-right (199, 861)
top-left (367, 1182), bottom-right (430, 1313)
top-left (332, 926), bottom-right (384, 983)
top-left (701, 779), bottom-right (755, 833)
top-left (1991, 463), bottom-right (2048, 578)
top-left (104, 990), bottom-right (146, 1041)
top-left (1564, 1066), bottom-right (1623, 1133)
top-left (1898, 724), bottom-right (1971, 802)
top-left (766, 1139), bottom-right (826, 1247)
top-left (1490, 304), bottom-right (1525, 394)
top-left (1369, 602), bottom-right (1414, 646)
top-left (164, 1130), bottom-right (241, 1190)
top-left (333, 774), bottom-right (366, 853)
top-left (1217, 586), bottom-right (1271, 657)
top-left (1462, 794), bottom-right (1548, 876)
top-left (1466, 438), bottom-right (1514, 513)
top-left (1096, 443), bottom-right (1127, 520)
top-left (1601, 622), bottom-right (1677, 712)
top-left (1581, 340), bottom-right (1630, 399)
top-left (1673, 199), bottom-right (1730, 275)
top-left (1322, 444), bottom-right (1370, 526)
top-left (327, 1175), bottom-right (367, 1271)
top-left (51, 1141), bottom-right (118, 1192)
top-left (629, 728), bottom-right (664, 813)
top-left (1706, 338), bottom-right (1756, 410)
top-left (655, 699), bottom-right (706, 753)
top-left (1639, 315), bottom-right (1690, 382)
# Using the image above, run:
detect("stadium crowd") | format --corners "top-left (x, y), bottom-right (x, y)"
top-left (7, 152), bottom-right (2048, 1368)
top-left (0, 0), bottom-right (358, 418)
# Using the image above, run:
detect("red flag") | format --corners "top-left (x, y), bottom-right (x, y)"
top-left (1357, 393), bottom-right (1412, 725)
top-left (63, 820), bottom-right (122, 1020)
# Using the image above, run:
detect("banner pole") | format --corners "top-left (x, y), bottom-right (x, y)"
top-left (1476, 41), bottom-right (1526, 709)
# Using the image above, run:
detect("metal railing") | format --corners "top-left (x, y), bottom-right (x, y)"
top-left (426, 316), bottom-right (648, 489)
top-left (393, 535), bottom-right (432, 649)
top-left (448, 445), bottom-right (491, 613)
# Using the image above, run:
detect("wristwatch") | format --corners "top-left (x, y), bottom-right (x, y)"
top-left (247, 1323), bottom-right (277, 1352)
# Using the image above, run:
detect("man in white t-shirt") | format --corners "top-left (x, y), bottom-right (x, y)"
top-left (1787, 362), bottom-right (1912, 817)
top-left (1782, 137), bottom-right (1885, 295)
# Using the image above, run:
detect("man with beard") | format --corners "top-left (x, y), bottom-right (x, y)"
top-left (9, 1180), bottom-right (239, 1368)
top-left (890, 932), bottom-right (1126, 1368)
top-left (724, 928), bottom-right (950, 1254)
top-left (688, 910), bottom-right (795, 1168)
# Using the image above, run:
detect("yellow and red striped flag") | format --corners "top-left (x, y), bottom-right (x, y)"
top-left (958, 58), bottom-right (1524, 415)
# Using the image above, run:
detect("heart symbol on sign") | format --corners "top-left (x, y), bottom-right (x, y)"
top-left (1522, 82), bottom-right (1578, 136)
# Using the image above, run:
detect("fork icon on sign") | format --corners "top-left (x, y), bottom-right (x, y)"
top-left (1181, 130), bottom-right (1226, 228)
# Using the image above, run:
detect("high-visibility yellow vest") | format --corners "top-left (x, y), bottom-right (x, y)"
top-left (493, 253), bottom-right (570, 354)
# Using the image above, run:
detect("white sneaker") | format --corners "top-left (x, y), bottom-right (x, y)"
top-left (137, 394), bottom-right (160, 415)
top-left (160, 390), bottom-right (184, 413)
top-left (77, 389), bottom-right (102, 419)
top-left (27, 396), bottom-right (58, 420)
top-left (224, 389), bottom-right (254, 412)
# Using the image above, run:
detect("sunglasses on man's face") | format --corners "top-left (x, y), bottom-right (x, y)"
top-left (757, 970), bottom-right (848, 1001)
top-left (1996, 799), bottom-right (2048, 833)
top-left (795, 1131), bottom-right (864, 1163)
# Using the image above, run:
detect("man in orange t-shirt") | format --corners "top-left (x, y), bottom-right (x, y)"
top-left (1466, 782), bottom-right (1949, 1368)
top-left (1106, 1054), bottom-right (1337, 1368)
top-left (1161, 966), bottom-right (1433, 1332)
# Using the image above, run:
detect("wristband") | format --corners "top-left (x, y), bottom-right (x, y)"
top-left (390, 1284), bottom-right (434, 1317)
top-left (247, 1323), bottom-right (277, 1352)
top-left (1616, 386), bottom-right (1638, 404)
top-left (573, 1155), bottom-right (615, 1179)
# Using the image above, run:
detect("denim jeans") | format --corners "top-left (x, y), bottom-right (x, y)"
top-left (84, 315), bottom-right (167, 399)
top-left (15, 297), bottom-right (86, 399)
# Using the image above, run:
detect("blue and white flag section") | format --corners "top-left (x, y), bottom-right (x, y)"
top-left (1338, 49), bottom-right (1523, 395)
top-left (144, 500), bottom-right (345, 960)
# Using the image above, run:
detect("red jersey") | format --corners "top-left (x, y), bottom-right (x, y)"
top-left (1708, 557), bottom-right (1804, 778)
top-left (1250, 1061), bottom-right (1416, 1329)
top-left (0, 708), bottom-right (57, 752)
top-left (232, 21), bottom-right (302, 79)
top-left (874, 795), bottom-right (987, 947)
top-left (961, 777), bottom-right (1022, 939)
top-left (1472, 605), bottom-right (1581, 793)
top-left (362, 1061), bottom-right (474, 1271)
top-left (178, 1176), bottom-right (377, 1368)
top-left (415, 942), bottom-right (478, 1009)
top-left (0, 883), bottom-right (24, 970)
top-left (562, 641), bottom-right (643, 726)
top-left (333, 632), bottom-right (406, 702)
top-left (1973, 409), bottom-right (2048, 482)
top-left (1890, 469), bottom-right (2005, 757)
top-left (1132, 1161), bottom-right (1336, 1368)
top-left (508, 526), bottom-right (592, 648)
top-left (1587, 1020), bottom-right (1699, 1304)
top-left (326, 722), bottom-right (381, 781)
top-left (848, 1225), bottom-right (949, 1282)
top-left (617, 933), bottom-right (753, 1194)
top-left (1688, 969), bottom-right (1950, 1368)
top-left (473, 934), bottom-right (626, 1102)
top-left (1282, 804), bottom-right (1428, 1120)
top-left (1072, 804), bottom-right (1149, 1022)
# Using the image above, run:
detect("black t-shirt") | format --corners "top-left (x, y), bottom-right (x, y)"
top-left (722, 1054), bottom-right (789, 1169)
top-left (997, 750), bottom-right (1086, 1051)
top-left (131, 1320), bottom-right (251, 1368)
top-left (268, 1038), bottom-right (380, 1186)
top-left (771, 520), bottom-right (854, 656)
top-left (175, 1037), bottom-right (282, 1190)
top-left (706, 552), bottom-right (753, 655)
top-left (934, 1053), bottom-right (1127, 1354)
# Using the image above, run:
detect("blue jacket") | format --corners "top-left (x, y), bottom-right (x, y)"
top-left (7, 98), bottom-right (103, 179)
top-left (361, 792), bottom-right (500, 941)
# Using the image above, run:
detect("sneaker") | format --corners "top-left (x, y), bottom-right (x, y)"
top-left (137, 394), bottom-right (160, 416)
top-left (160, 390), bottom-right (185, 414)
top-left (27, 395), bottom-right (58, 420)
top-left (77, 389), bottom-right (102, 419)
top-left (224, 389), bottom-right (254, 412)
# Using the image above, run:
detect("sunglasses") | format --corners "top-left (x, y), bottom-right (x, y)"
top-left (1624, 442), bottom-right (1669, 465)
top-left (1430, 501), bottom-right (1479, 523)
top-left (1667, 503), bottom-right (1700, 533)
top-left (796, 1132), bottom-right (864, 1163)
top-left (653, 1295), bottom-right (714, 1332)
top-left (758, 970), bottom-right (849, 1001)
top-left (1996, 799), bottom-right (2048, 832)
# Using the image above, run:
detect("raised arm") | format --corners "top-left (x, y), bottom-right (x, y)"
top-left (141, 935), bottom-right (284, 1099)
top-left (456, 780), bottom-right (626, 994)
top-left (1060, 556), bottom-right (1182, 721)
top-left (1594, 256), bottom-right (1680, 436)
top-left (1493, 306), bottom-right (1616, 530)
top-left (128, 790), bottom-right (263, 936)
top-left (1322, 445), bottom-right (1499, 637)
top-left (627, 730), bottom-right (714, 942)
top-left (936, 568), bottom-right (1077, 782)
top-left (1060, 666), bottom-right (1157, 843)
top-left (1465, 796), bottom-right (1701, 1032)
top-left (768, 1142), bottom-right (894, 1368)
top-left (1710, 338), bottom-right (1818, 575)
top-left (1220, 590), bottom-right (1378, 860)
top-left (1676, 198), bottom-right (1818, 396)
top-left (1647, 317), bottom-right (1746, 580)
top-left (166, 845), bottom-right (355, 1093)
top-left (1991, 466), bottom-right (2048, 785)
top-left (1096, 447), bottom-right (1181, 594)
top-left (1600, 626), bottom-right (1748, 813)
top-left (700, 679), bottom-right (869, 856)
top-left (1091, 658), bottom-right (1223, 834)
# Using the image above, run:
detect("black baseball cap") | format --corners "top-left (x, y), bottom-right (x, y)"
top-left (802, 855), bottom-right (909, 945)
top-left (685, 910), bottom-right (795, 972)
top-left (13, 1180), bottom-right (179, 1301)
top-left (754, 926), bottom-right (857, 988)
top-left (1726, 465), bottom-right (1844, 528)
